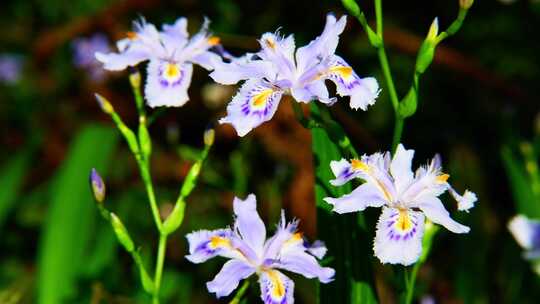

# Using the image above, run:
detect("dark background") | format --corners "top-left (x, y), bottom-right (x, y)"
top-left (1, 0), bottom-right (540, 303)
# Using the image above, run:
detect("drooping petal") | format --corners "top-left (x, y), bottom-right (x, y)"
top-left (219, 78), bottom-right (284, 136)
top-left (190, 51), bottom-right (223, 70)
top-left (306, 240), bottom-right (328, 259)
top-left (144, 59), bottom-right (193, 107)
top-left (259, 270), bottom-right (295, 304)
top-left (291, 80), bottom-right (336, 104)
top-left (185, 228), bottom-right (244, 263)
top-left (390, 144), bottom-right (415, 195)
top-left (207, 259), bottom-right (255, 298)
top-left (324, 182), bottom-right (387, 214)
top-left (508, 215), bottom-right (540, 250)
top-left (322, 55), bottom-right (379, 110)
top-left (329, 158), bottom-right (362, 186)
top-left (373, 207), bottom-right (425, 266)
top-left (210, 56), bottom-right (277, 85)
top-left (415, 197), bottom-right (470, 234)
top-left (95, 48), bottom-right (150, 71)
top-left (233, 194), bottom-right (267, 256)
top-left (274, 250), bottom-right (335, 283)
top-left (295, 14), bottom-right (347, 73)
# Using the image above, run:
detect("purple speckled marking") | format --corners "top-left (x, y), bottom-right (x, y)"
top-left (385, 210), bottom-right (419, 242)
top-left (158, 62), bottom-right (184, 88)
top-left (241, 86), bottom-right (279, 119)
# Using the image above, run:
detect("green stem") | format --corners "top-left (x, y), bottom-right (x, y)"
top-left (152, 234), bottom-right (168, 304)
top-left (391, 117), bottom-right (404, 153)
top-left (404, 264), bottom-right (420, 304)
top-left (139, 160), bottom-right (163, 231)
top-left (229, 280), bottom-right (250, 304)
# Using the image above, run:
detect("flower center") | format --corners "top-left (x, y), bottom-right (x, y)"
top-left (251, 89), bottom-right (274, 108)
top-left (394, 209), bottom-right (413, 233)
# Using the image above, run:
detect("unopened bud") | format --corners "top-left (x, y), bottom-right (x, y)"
top-left (89, 168), bottom-right (106, 203)
top-left (95, 93), bottom-right (114, 114)
top-left (129, 67), bottom-right (141, 89)
top-left (204, 125), bottom-right (215, 146)
top-left (427, 18), bottom-right (439, 43)
top-left (111, 213), bottom-right (135, 252)
top-left (459, 0), bottom-right (473, 10)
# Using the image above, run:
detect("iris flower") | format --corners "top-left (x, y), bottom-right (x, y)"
top-left (211, 13), bottom-right (380, 136)
top-left (186, 194), bottom-right (334, 303)
top-left (508, 215), bottom-right (540, 260)
top-left (96, 17), bottom-right (222, 107)
top-left (324, 144), bottom-right (477, 265)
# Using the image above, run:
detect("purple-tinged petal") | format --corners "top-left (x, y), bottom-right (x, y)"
top-left (259, 270), bottom-right (294, 304)
top-left (415, 197), bottom-right (470, 233)
top-left (295, 14), bottom-right (347, 73)
top-left (291, 80), bottom-right (335, 104)
top-left (508, 215), bottom-right (540, 251)
top-left (210, 57), bottom-right (276, 85)
top-left (373, 207), bottom-right (425, 266)
top-left (219, 78), bottom-right (284, 136)
top-left (190, 51), bottom-right (223, 71)
top-left (258, 33), bottom-right (296, 79)
top-left (306, 240), bottom-right (327, 259)
top-left (95, 49), bottom-right (150, 71)
top-left (160, 17), bottom-right (189, 55)
top-left (207, 259), bottom-right (255, 298)
top-left (274, 251), bottom-right (335, 283)
top-left (185, 228), bottom-right (244, 263)
top-left (321, 55), bottom-right (379, 110)
top-left (324, 182), bottom-right (387, 214)
top-left (448, 187), bottom-right (477, 212)
top-left (144, 59), bottom-right (193, 107)
top-left (263, 211), bottom-right (298, 260)
top-left (233, 194), bottom-right (267, 256)
top-left (329, 158), bottom-right (361, 186)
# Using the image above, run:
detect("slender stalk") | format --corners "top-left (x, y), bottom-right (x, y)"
top-left (404, 263), bottom-right (420, 304)
top-left (391, 117), bottom-right (404, 153)
top-left (229, 280), bottom-right (250, 304)
top-left (152, 234), bottom-right (168, 304)
top-left (138, 160), bottom-right (163, 231)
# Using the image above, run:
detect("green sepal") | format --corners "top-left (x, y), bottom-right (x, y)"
top-left (133, 249), bottom-right (155, 294)
top-left (138, 121), bottom-right (152, 158)
top-left (162, 199), bottom-right (186, 235)
top-left (110, 213), bottom-right (135, 253)
top-left (415, 41), bottom-right (435, 74)
top-left (398, 88), bottom-right (418, 118)
top-left (180, 162), bottom-right (202, 198)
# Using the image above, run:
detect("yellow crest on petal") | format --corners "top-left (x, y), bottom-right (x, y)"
top-left (266, 270), bottom-right (285, 299)
top-left (436, 173), bottom-right (449, 184)
top-left (209, 236), bottom-right (231, 249)
top-left (395, 210), bottom-right (413, 233)
top-left (251, 89), bottom-right (274, 108)
top-left (329, 65), bottom-right (353, 79)
top-left (351, 159), bottom-right (369, 172)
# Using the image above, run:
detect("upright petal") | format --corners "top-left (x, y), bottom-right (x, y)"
top-left (295, 14), bottom-right (347, 73)
top-left (415, 197), bottom-right (470, 233)
top-left (259, 270), bottom-right (295, 304)
top-left (373, 207), bottom-right (425, 266)
top-left (321, 55), bottom-right (379, 110)
top-left (144, 59), bottom-right (193, 107)
top-left (161, 17), bottom-right (189, 55)
top-left (390, 144), bottom-right (415, 195)
top-left (508, 215), bottom-right (540, 250)
top-left (185, 228), bottom-right (244, 263)
top-left (274, 250), bottom-right (335, 283)
top-left (258, 33), bottom-right (296, 79)
top-left (207, 259), bottom-right (255, 298)
top-left (219, 78), bottom-right (284, 136)
top-left (324, 182), bottom-right (387, 214)
top-left (233, 194), bottom-right (267, 256)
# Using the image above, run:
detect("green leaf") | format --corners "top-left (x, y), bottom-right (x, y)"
top-left (311, 104), bottom-right (378, 304)
top-left (0, 147), bottom-right (33, 229)
top-left (501, 146), bottom-right (540, 217)
top-left (36, 124), bottom-right (118, 304)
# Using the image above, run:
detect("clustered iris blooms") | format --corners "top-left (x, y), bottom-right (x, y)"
top-left (96, 17), bottom-right (223, 107)
top-left (210, 14), bottom-right (380, 136)
top-left (324, 144), bottom-right (477, 265)
top-left (185, 194), bottom-right (334, 303)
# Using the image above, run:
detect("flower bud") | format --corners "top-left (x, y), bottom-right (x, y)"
top-left (459, 0), bottom-right (473, 10)
top-left (110, 213), bottom-right (135, 252)
top-left (128, 67), bottom-right (141, 89)
top-left (426, 18), bottom-right (439, 44)
top-left (89, 168), bottom-right (106, 203)
top-left (94, 93), bottom-right (114, 114)
top-left (204, 124), bottom-right (215, 146)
